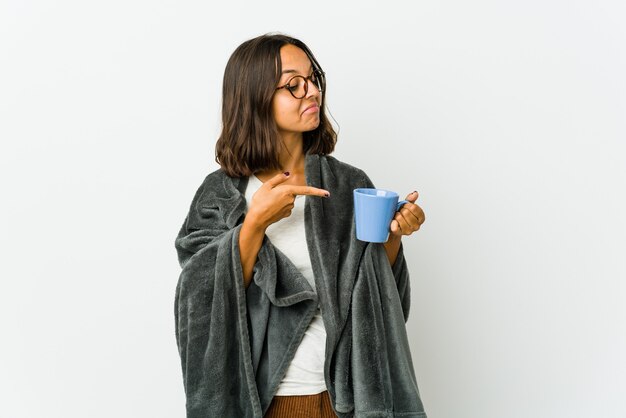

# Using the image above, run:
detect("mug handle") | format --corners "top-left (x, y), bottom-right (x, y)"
top-left (396, 200), bottom-right (409, 211)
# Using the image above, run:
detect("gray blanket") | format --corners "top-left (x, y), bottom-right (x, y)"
top-left (174, 154), bottom-right (427, 417)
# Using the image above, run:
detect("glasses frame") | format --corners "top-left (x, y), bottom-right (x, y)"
top-left (275, 70), bottom-right (325, 99)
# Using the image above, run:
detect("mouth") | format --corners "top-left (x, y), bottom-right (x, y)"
top-left (303, 104), bottom-right (320, 114)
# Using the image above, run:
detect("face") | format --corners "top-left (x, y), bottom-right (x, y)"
top-left (272, 44), bottom-right (322, 139)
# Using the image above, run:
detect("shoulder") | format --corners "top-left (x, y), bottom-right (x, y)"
top-left (320, 155), bottom-right (375, 188)
top-left (182, 167), bottom-right (247, 230)
top-left (190, 167), bottom-right (239, 207)
top-left (201, 167), bottom-right (231, 189)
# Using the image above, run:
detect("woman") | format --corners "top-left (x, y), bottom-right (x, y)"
top-left (174, 33), bottom-right (428, 418)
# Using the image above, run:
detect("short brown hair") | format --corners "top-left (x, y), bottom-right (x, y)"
top-left (215, 33), bottom-right (337, 178)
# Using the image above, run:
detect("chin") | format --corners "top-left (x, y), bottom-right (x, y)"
top-left (305, 120), bottom-right (321, 131)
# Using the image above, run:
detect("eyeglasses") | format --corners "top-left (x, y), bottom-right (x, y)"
top-left (275, 70), bottom-right (325, 99)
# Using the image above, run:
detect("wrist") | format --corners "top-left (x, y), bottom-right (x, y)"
top-left (383, 234), bottom-right (402, 267)
top-left (243, 211), bottom-right (268, 234)
top-left (385, 234), bottom-right (401, 246)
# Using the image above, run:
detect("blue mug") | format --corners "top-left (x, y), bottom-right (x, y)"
top-left (353, 188), bottom-right (409, 243)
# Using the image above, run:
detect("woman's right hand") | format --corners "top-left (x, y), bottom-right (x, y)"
top-left (246, 172), bottom-right (330, 230)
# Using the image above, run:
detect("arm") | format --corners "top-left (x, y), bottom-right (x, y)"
top-left (384, 191), bottom-right (423, 267)
top-left (383, 234), bottom-right (402, 268)
top-left (240, 171), bottom-right (329, 288)
top-left (238, 213), bottom-right (267, 289)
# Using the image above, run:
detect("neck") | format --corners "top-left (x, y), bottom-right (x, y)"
top-left (277, 132), bottom-right (305, 174)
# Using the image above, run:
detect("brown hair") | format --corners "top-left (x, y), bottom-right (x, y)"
top-left (214, 33), bottom-right (337, 177)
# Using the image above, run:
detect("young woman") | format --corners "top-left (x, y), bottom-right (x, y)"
top-left (174, 33), bottom-right (428, 418)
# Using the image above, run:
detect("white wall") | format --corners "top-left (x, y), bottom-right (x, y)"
top-left (1, 0), bottom-right (625, 417)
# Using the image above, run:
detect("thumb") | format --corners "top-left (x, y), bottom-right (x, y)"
top-left (264, 171), bottom-right (291, 188)
top-left (405, 190), bottom-right (419, 203)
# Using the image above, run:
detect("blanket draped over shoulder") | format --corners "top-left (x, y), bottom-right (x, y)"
top-left (175, 154), bottom-right (427, 418)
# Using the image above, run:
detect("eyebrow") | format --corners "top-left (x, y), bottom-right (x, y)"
top-left (281, 66), bottom-right (313, 76)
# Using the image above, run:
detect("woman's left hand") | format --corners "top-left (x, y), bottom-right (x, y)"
top-left (389, 191), bottom-right (425, 239)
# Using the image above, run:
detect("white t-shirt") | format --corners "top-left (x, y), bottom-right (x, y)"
top-left (244, 174), bottom-right (327, 396)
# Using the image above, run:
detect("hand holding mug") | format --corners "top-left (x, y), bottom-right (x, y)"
top-left (389, 191), bottom-right (425, 239)
top-left (354, 188), bottom-right (425, 243)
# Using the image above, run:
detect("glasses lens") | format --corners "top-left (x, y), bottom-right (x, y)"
top-left (311, 71), bottom-right (321, 90)
top-left (287, 76), bottom-right (306, 98)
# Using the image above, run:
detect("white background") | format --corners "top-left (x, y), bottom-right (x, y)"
top-left (1, 0), bottom-right (625, 417)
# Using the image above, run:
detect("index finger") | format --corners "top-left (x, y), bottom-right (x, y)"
top-left (283, 185), bottom-right (330, 198)
top-left (264, 172), bottom-right (291, 188)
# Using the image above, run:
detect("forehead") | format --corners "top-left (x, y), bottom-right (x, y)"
top-left (279, 44), bottom-right (313, 77)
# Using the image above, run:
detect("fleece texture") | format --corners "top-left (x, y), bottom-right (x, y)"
top-left (174, 154), bottom-right (427, 418)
